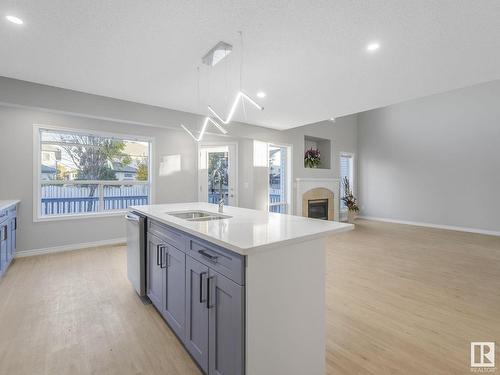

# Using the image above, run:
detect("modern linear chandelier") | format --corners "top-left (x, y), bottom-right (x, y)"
top-left (208, 91), bottom-right (263, 125)
top-left (181, 117), bottom-right (227, 142)
top-left (181, 31), bottom-right (263, 142)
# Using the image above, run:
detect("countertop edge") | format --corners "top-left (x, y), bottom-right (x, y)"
top-left (130, 206), bottom-right (354, 256)
top-left (0, 200), bottom-right (20, 211)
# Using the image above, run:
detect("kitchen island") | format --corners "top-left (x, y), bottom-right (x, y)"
top-left (129, 202), bottom-right (353, 375)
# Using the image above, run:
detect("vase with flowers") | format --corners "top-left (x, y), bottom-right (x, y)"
top-left (341, 177), bottom-right (359, 223)
top-left (304, 148), bottom-right (321, 168)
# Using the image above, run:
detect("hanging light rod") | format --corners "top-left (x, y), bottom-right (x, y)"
top-left (181, 117), bottom-right (227, 142)
top-left (208, 91), bottom-right (263, 125)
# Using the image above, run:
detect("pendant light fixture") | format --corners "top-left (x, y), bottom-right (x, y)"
top-left (208, 91), bottom-right (263, 124)
top-left (181, 67), bottom-right (228, 142)
top-left (181, 31), bottom-right (263, 142)
top-left (206, 31), bottom-right (263, 124)
top-left (181, 117), bottom-right (227, 142)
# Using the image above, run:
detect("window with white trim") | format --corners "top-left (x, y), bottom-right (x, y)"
top-left (36, 127), bottom-right (152, 219)
top-left (340, 153), bottom-right (354, 212)
top-left (268, 144), bottom-right (291, 214)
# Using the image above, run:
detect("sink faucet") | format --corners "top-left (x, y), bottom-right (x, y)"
top-left (212, 165), bottom-right (224, 213)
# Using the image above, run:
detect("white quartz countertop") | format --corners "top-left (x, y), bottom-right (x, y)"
top-left (0, 200), bottom-right (20, 211)
top-left (130, 202), bottom-right (353, 255)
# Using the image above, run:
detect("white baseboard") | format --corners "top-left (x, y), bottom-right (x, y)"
top-left (358, 216), bottom-right (500, 237)
top-left (15, 237), bottom-right (127, 258)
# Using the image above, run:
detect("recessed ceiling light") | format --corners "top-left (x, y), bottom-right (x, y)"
top-left (257, 91), bottom-right (266, 98)
top-left (6, 15), bottom-right (24, 25)
top-left (330, 117), bottom-right (336, 122)
top-left (366, 42), bottom-right (380, 52)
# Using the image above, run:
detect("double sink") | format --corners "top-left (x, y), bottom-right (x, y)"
top-left (167, 210), bottom-right (231, 222)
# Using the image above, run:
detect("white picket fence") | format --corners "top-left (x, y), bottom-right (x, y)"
top-left (41, 182), bottom-right (149, 215)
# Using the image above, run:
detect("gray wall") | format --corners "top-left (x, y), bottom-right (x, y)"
top-left (0, 77), bottom-right (358, 252)
top-left (358, 80), bottom-right (500, 232)
top-left (208, 115), bottom-right (359, 213)
top-left (0, 106), bottom-right (198, 252)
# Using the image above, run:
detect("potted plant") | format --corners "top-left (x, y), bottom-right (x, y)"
top-left (341, 177), bottom-right (359, 223)
top-left (304, 148), bottom-right (321, 168)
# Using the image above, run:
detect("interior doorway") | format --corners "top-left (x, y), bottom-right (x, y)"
top-left (198, 143), bottom-right (238, 206)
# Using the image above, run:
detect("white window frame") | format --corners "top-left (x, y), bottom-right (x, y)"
top-left (267, 143), bottom-right (293, 214)
top-left (197, 141), bottom-right (239, 207)
top-left (33, 124), bottom-right (155, 222)
top-left (339, 151), bottom-right (355, 213)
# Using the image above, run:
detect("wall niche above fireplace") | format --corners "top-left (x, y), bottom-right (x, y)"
top-left (304, 135), bottom-right (331, 169)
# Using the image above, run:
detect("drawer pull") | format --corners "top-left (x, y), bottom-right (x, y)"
top-left (198, 249), bottom-right (218, 262)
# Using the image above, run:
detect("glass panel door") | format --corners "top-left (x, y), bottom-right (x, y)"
top-left (268, 145), bottom-right (289, 213)
top-left (199, 145), bottom-right (237, 206)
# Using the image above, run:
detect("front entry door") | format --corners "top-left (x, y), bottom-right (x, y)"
top-left (198, 145), bottom-right (237, 206)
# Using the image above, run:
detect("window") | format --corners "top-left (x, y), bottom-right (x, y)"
top-left (268, 145), bottom-right (291, 214)
top-left (340, 153), bottom-right (355, 212)
top-left (35, 126), bottom-right (152, 219)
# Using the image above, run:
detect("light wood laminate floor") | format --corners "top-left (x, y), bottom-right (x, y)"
top-left (0, 219), bottom-right (499, 374)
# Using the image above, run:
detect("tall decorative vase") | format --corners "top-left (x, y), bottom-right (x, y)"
top-left (347, 210), bottom-right (358, 223)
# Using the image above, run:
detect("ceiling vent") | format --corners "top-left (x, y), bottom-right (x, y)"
top-left (202, 41), bottom-right (233, 66)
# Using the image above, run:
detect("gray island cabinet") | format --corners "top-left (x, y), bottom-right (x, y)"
top-left (130, 202), bottom-right (353, 375)
top-left (146, 218), bottom-right (244, 375)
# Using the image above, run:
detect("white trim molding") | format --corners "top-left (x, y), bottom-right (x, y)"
top-left (358, 216), bottom-right (500, 237)
top-left (15, 237), bottom-right (126, 258)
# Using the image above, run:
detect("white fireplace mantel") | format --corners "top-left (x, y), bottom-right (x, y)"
top-left (295, 178), bottom-right (340, 221)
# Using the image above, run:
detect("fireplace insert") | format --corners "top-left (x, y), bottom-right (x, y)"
top-left (308, 199), bottom-right (328, 220)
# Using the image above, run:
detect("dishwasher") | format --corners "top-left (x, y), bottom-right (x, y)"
top-left (125, 211), bottom-right (147, 297)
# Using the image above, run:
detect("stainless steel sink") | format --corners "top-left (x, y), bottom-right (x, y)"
top-left (188, 214), bottom-right (231, 222)
top-left (167, 210), bottom-right (231, 221)
top-left (167, 210), bottom-right (212, 219)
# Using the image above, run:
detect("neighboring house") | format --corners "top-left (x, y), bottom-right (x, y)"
top-left (41, 164), bottom-right (57, 180)
top-left (111, 162), bottom-right (137, 181)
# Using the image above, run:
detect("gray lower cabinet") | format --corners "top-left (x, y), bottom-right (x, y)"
top-left (162, 243), bottom-right (186, 340)
top-left (147, 233), bottom-right (164, 311)
top-left (0, 220), bottom-right (7, 276)
top-left (185, 256), bottom-right (245, 375)
top-left (208, 269), bottom-right (244, 375)
top-left (147, 233), bottom-right (187, 342)
top-left (8, 212), bottom-right (17, 261)
top-left (185, 256), bottom-right (210, 372)
top-left (146, 220), bottom-right (245, 375)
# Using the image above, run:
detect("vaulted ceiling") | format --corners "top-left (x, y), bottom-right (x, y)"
top-left (1, 0), bottom-right (499, 129)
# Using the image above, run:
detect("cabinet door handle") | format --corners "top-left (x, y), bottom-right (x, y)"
top-left (160, 247), bottom-right (168, 269)
top-left (206, 276), bottom-right (215, 309)
top-left (156, 244), bottom-right (161, 266)
top-left (160, 246), bottom-right (167, 269)
top-left (14, 218), bottom-right (17, 230)
top-left (198, 249), bottom-right (218, 262)
top-left (199, 272), bottom-right (207, 303)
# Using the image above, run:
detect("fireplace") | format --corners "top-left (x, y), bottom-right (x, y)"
top-left (296, 179), bottom-right (339, 221)
top-left (308, 199), bottom-right (329, 220)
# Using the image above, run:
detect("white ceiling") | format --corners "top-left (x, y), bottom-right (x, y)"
top-left (1, 0), bottom-right (500, 130)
